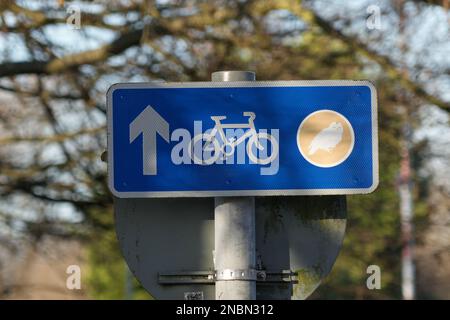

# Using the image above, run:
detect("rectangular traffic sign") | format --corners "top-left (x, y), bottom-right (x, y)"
top-left (107, 80), bottom-right (378, 198)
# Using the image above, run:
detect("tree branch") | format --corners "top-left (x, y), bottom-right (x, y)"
top-left (0, 28), bottom-right (146, 77)
top-left (275, 0), bottom-right (450, 112)
top-left (0, 127), bottom-right (104, 145)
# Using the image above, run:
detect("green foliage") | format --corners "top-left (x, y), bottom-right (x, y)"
top-left (85, 208), bottom-right (151, 300)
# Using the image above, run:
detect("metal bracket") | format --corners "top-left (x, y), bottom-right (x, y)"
top-left (215, 269), bottom-right (257, 281)
top-left (158, 271), bottom-right (215, 284)
top-left (259, 270), bottom-right (298, 283)
top-left (158, 270), bottom-right (297, 285)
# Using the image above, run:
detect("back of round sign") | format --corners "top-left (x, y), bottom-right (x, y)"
top-left (114, 195), bottom-right (346, 300)
top-left (255, 196), bottom-right (346, 299)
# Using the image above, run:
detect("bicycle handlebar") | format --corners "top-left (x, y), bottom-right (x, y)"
top-left (243, 112), bottom-right (256, 120)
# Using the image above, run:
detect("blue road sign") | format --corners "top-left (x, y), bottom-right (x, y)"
top-left (107, 81), bottom-right (378, 197)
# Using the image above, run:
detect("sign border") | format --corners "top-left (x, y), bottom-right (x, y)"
top-left (107, 80), bottom-right (378, 198)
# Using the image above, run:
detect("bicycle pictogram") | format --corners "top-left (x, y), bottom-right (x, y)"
top-left (189, 112), bottom-right (279, 165)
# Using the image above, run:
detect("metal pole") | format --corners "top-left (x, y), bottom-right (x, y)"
top-left (399, 122), bottom-right (415, 300)
top-left (212, 71), bottom-right (256, 300)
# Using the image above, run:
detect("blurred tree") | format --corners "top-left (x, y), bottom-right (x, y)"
top-left (0, 0), bottom-right (448, 299)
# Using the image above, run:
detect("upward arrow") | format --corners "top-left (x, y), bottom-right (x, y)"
top-left (130, 106), bottom-right (170, 175)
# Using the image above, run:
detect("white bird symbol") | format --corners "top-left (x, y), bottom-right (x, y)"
top-left (308, 122), bottom-right (344, 155)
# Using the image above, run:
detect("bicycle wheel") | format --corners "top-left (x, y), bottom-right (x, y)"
top-left (247, 132), bottom-right (279, 165)
top-left (189, 134), bottom-right (221, 165)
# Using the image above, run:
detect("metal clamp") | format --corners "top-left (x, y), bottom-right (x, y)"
top-left (215, 269), bottom-right (257, 281)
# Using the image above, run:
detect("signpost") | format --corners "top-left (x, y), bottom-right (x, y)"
top-left (107, 73), bottom-right (378, 300)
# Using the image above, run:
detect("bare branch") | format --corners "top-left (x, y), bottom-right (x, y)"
top-left (0, 28), bottom-right (146, 76)
top-left (0, 127), bottom-right (104, 145)
top-left (270, 0), bottom-right (450, 112)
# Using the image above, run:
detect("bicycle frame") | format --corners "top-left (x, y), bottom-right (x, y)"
top-left (189, 111), bottom-right (278, 166)
top-left (206, 113), bottom-right (262, 150)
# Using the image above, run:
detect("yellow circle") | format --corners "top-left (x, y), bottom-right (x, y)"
top-left (297, 110), bottom-right (354, 168)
